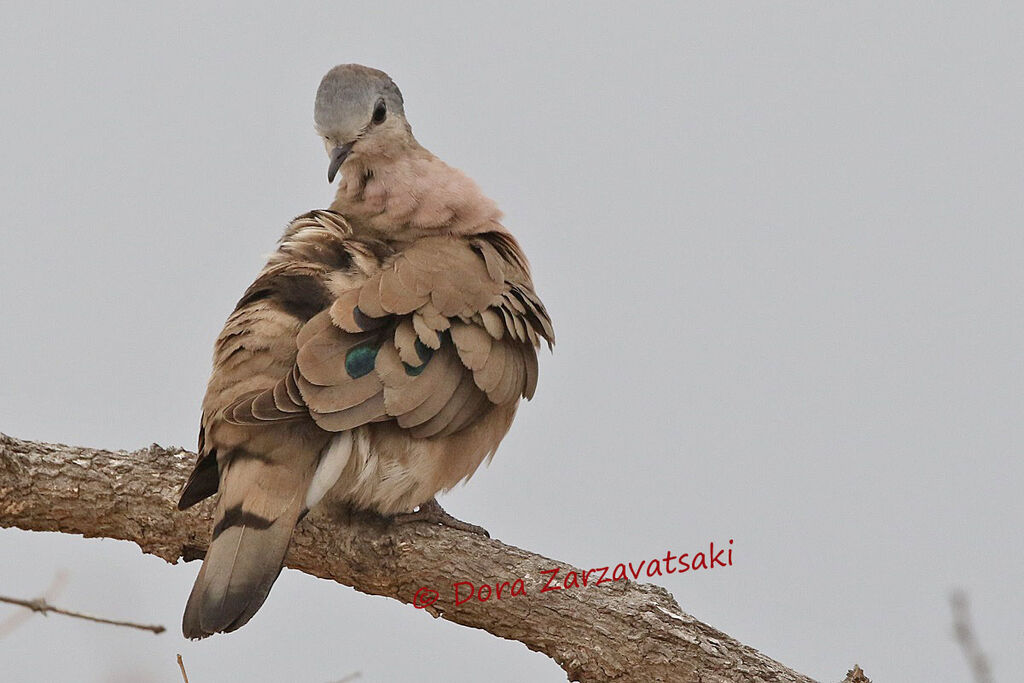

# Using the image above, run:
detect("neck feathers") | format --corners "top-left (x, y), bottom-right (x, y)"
top-left (329, 148), bottom-right (503, 238)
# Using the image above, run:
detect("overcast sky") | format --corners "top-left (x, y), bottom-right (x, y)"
top-left (1, 2), bottom-right (1021, 681)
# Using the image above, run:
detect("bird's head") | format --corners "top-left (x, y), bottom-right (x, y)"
top-left (314, 64), bottom-right (414, 183)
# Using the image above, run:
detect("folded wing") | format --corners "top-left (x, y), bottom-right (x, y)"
top-left (224, 232), bottom-right (554, 438)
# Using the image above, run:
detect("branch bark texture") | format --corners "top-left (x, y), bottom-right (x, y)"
top-left (0, 432), bottom-right (819, 682)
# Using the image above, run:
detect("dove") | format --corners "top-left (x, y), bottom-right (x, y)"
top-left (177, 64), bottom-right (553, 639)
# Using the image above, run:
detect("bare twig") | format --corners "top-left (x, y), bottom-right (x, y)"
top-left (326, 673), bottom-right (361, 683)
top-left (0, 594), bottom-right (165, 634)
top-left (177, 653), bottom-right (190, 683)
top-left (0, 570), bottom-right (68, 639)
top-left (951, 590), bottom-right (993, 683)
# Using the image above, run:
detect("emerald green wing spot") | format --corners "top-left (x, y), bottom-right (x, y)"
top-left (403, 361), bottom-right (427, 376)
top-left (345, 342), bottom-right (380, 379)
top-left (403, 339), bottom-right (435, 376)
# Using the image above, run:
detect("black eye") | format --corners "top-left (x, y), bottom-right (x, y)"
top-left (371, 99), bottom-right (387, 124)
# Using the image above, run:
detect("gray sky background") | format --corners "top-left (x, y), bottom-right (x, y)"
top-left (1, 2), bottom-right (1021, 681)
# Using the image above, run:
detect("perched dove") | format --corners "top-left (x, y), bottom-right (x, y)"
top-left (178, 64), bottom-right (554, 638)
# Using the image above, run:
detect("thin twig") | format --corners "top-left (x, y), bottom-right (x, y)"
top-left (326, 673), bottom-right (361, 683)
top-left (0, 594), bottom-right (165, 634)
top-left (0, 570), bottom-right (68, 639)
top-left (950, 590), bottom-right (993, 683)
top-left (177, 653), bottom-right (190, 683)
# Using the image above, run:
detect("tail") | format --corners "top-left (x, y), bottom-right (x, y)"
top-left (182, 455), bottom-right (313, 639)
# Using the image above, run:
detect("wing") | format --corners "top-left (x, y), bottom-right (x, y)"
top-left (178, 209), bottom-right (387, 510)
top-left (224, 231), bottom-right (554, 439)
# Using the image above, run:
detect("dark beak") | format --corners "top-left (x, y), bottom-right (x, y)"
top-left (327, 142), bottom-right (354, 183)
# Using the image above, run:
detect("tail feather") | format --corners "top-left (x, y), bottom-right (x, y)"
top-left (182, 454), bottom-right (314, 639)
top-left (182, 511), bottom-right (298, 638)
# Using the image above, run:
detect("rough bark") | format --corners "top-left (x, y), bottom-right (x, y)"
top-left (0, 432), bottom-right (824, 682)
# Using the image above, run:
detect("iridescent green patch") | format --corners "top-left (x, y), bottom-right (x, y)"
top-left (403, 339), bottom-right (435, 376)
top-left (345, 342), bottom-right (380, 379)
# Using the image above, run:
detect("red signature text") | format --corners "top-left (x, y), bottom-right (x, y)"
top-left (413, 539), bottom-right (734, 609)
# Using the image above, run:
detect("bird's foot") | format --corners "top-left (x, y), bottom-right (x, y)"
top-left (390, 498), bottom-right (490, 537)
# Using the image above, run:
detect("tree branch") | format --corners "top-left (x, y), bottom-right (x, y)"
top-left (0, 432), bottom-right (821, 682)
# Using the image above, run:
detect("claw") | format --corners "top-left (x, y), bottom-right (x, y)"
top-left (390, 498), bottom-right (490, 537)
